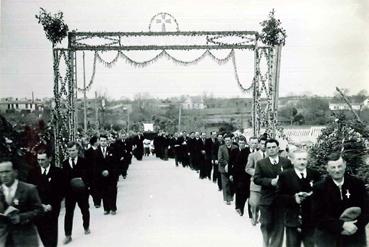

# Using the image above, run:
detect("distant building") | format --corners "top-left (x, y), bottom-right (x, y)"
top-left (0, 98), bottom-right (44, 113)
top-left (181, 96), bottom-right (206, 110)
top-left (329, 97), bottom-right (369, 111)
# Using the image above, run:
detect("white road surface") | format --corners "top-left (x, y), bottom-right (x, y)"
top-left (57, 156), bottom-right (263, 247)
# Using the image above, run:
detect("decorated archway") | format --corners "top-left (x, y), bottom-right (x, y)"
top-left (52, 12), bottom-right (282, 163)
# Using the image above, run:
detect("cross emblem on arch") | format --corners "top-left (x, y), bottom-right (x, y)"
top-left (156, 13), bottom-right (172, 32)
top-left (149, 12), bottom-right (179, 32)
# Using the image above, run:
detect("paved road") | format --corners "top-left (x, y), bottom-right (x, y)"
top-left (57, 156), bottom-right (263, 247)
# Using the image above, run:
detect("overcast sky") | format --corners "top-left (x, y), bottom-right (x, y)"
top-left (1, 0), bottom-right (369, 100)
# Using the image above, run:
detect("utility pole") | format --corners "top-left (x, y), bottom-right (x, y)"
top-left (178, 104), bottom-right (182, 132)
top-left (83, 51), bottom-right (87, 134)
top-left (95, 91), bottom-right (99, 130)
top-left (127, 109), bottom-right (130, 132)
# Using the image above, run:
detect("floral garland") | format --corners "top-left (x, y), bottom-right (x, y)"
top-left (79, 48), bottom-right (254, 94)
top-left (52, 49), bottom-right (76, 164)
top-left (77, 51), bottom-right (97, 92)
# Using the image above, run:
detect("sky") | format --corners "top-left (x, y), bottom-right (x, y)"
top-left (1, 0), bottom-right (369, 100)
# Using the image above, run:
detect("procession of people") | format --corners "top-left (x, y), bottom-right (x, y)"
top-left (0, 128), bottom-right (368, 247)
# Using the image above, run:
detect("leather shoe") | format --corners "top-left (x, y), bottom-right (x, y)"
top-left (104, 211), bottom-right (110, 215)
top-left (236, 209), bottom-right (243, 216)
top-left (94, 204), bottom-right (101, 208)
top-left (84, 229), bottom-right (91, 234)
top-left (111, 211), bottom-right (116, 215)
top-left (226, 201), bottom-right (231, 205)
top-left (251, 218), bottom-right (258, 226)
top-left (63, 236), bottom-right (72, 245)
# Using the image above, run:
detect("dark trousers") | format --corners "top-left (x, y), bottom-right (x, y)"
top-left (182, 153), bottom-right (190, 167)
top-left (120, 162), bottom-right (129, 178)
top-left (259, 204), bottom-right (284, 247)
top-left (235, 182), bottom-right (249, 215)
top-left (285, 226), bottom-right (314, 247)
top-left (220, 173), bottom-right (233, 202)
top-left (90, 179), bottom-right (102, 206)
top-left (64, 192), bottom-right (90, 236)
top-left (102, 179), bottom-right (118, 212)
top-left (212, 163), bottom-right (222, 190)
top-left (36, 206), bottom-right (60, 247)
top-left (144, 147), bottom-right (150, 156)
top-left (199, 159), bottom-right (211, 179)
top-left (174, 155), bottom-right (180, 167)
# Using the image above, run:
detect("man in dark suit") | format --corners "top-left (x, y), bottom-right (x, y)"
top-left (62, 141), bottom-right (91, 245)
top-left (133, 132), bottom-right (144, 161)
top-left (180, 132), bottom-right (190, 168)
top-left (0, 159), bottom-right (43, 247)
top-left (28, 149), bottom-right (65, 247)
top-left (171, 133), bottom-right (182, 167)
top-left (254, 138), bottom-right (293, 247)
top-left (231, 135), bottom-right (251, 216)
top-left (277, 149), bottom-right (321, 247)
top-left (97, 135), bottom-right (119, 215)
top-left (212, 133), bottom-right (223, 191)
top-left (218, 134), bottom-right (238, 205)
top-left (199, 132), bottom-right (212, 179)
top-left (84, 136), bottom-right (101, 208)
top-left (312, 152), bottom-right (369, 247)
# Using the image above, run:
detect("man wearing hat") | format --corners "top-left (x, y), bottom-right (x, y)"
top-left (312, 152), bottom-right (369, 247)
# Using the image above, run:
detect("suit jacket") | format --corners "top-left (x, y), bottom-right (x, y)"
top-left (231, 148), bottom-right (251, 188)
top-left (27, 165), bottom-right (65, 213)
top-left (84, 147), bottom-right (100, 183)
top-left (218, 144), bottom-right (238, 174)
top-left (61, 156), bottom-right (90, 195)
top-left (209, 138), bottom-right (220, 161)
top-left (245, 151), bottom-right (265, 192)
top-left (96, 146), bottom-right (119, 182)
top-left (277, 168), bottom-right (321, 228)
top-left (254, 156), bottom-right (292, 206)
top-left (312, 175), bottom-right (369, 246)
top-left (2, 181), bottom-right (43, 247)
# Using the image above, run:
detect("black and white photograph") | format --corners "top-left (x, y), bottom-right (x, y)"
top-left (1, 0), bottom-right (369, 246)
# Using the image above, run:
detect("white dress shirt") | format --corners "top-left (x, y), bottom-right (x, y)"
top-left (269, 156), bottom-right (279, 165)
top-left (69, 157), bottom-right (78, 168)
top-left (42, 165), bottom-right (51, 176)
top-left (2, 179), bottom-right (19, 204)
top-left (294, 168), bottom-right (307, 179)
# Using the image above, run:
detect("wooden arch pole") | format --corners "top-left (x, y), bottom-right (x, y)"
top-left (271, 45), bottom-right (282, 138)
top-left (252, 38), bottom-right (258, 137)
top-left (68, 33), bottom-right (77, 141)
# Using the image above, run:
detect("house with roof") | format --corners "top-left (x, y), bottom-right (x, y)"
top-left (329, 96), bottom-right (369, 111)
top-left (181, 96), bottom-right (206, 110)
top-left (0, 97), bottom-right (44, 113)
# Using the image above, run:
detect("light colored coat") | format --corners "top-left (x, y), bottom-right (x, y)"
top-left (245, 151), bottom-right (264, 192)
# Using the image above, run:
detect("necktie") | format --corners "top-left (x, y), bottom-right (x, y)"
top-left (103, 148), bottom-right (106, 158)
top-left (300, 173), bottom-right (304, 179)
top-left (338, 185), bottom-right (343, 200)
top-left (262, 152), bottom-right (265, 158)
top-left (71, 159), bottom-right (75, 169)
top-left (43, 168), bottom-right (47, 176)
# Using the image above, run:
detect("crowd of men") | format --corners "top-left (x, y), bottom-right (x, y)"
top-left (0, 131), bottom-right (144, 246)
top-left (152, 131), bottom-right (369, 247)
top-left (0, 129), bottom-right (368, 247)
